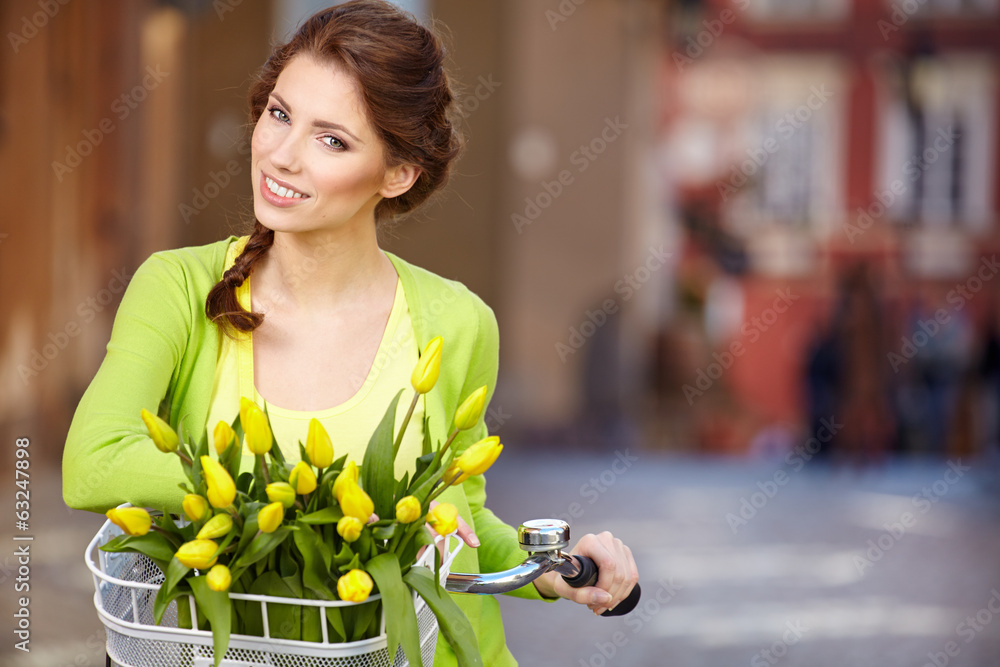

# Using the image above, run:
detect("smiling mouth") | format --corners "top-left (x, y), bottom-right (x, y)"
top-left (264, 176), bottom-right (307, 199)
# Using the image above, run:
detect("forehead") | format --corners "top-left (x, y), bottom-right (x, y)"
top-left (271, 54), bottom-right (373, 133)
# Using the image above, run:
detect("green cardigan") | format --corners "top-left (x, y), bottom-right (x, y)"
top-left (62, 236), bottom-right (544, 666)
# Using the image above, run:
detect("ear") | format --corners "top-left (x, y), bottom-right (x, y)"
top-left (379, 163), bottom-right (421, 199)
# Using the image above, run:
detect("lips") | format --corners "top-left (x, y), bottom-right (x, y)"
top-left (259, 172), bottom-right (309, 207)
top-left (265, 175), bottom-right (306, 198)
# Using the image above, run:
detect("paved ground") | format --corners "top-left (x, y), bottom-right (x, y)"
top-left (3, 450), bottom-right (1000, 667)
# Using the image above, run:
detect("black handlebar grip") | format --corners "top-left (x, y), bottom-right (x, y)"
top-left (562, 555), bottom-right (642, 617)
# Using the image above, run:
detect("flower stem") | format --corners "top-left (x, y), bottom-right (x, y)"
top-left (174, 450), bottom-right (193, 467)
top-left (392, 392), bottom-right (421, 459)
top-left (258, 454), bottom-right (272, 485)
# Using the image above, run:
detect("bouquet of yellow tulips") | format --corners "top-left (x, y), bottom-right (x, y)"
top-left (100, 337), bottom-right (503, 667)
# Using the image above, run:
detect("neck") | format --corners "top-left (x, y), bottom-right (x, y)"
top-left (253, 224), bottom-right (395, 310)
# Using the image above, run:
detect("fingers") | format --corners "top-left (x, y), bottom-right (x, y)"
top-left (428, 499), bottom-right (479, 548)
top-left (566, 531), bottom-right (639, 616)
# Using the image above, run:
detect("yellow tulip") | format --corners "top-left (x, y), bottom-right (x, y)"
top-left (339, 480), bottom-right (374, 522)
top-left (175, 539), bottom-right (219, 569)
top-left (257, 501), bottom-right (284, 534)
top-left (106, 507), bottom-right (152, 536)
top-left (455, 436), bottom-right (503, 477)
top-left (305, 418), bottom-right (334, 468)
top-left (411, 336), bottom-right (443, 394)
top-left (336, 516), bottom-right (364, 542)
top-left (240, 397), bottom-right (272, 456)
top-left (266, 482), bottom-right (296, 509)
top-left (427, 502), bottom-right (458, 536)
top-left (140, 408), bottom-right (178, 454)
top-left (395, 495), bottom-right (422, 524)
top-left (213, 421), bottom-right (236, 456)
top-left (182, 494), bottom-right (210, 522)
top-left (288, 461), bottom-right (317, 495)
top-left (196, 513), bottom-right (233, 540)
top-left (333, 461), bottom-right (359, 502)
top-left (453, 385), bottom-right (488, 431)
top-left (337, 569), bottom-right (374, 603)
top-left (201, 456), bottom-right (236, 508)
top-left (206, 564), bottom-right (232, 592)
top-left (443, 461), bottom-right (470, 486)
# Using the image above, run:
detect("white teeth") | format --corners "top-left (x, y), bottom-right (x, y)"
top-left (265, 176), bottom-right (305, 199)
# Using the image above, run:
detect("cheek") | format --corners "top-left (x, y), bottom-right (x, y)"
top-left (251, 117), bottom-right (274, 157)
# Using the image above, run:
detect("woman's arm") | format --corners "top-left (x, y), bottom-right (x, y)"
top-left (62, 252), bottom-right (197, 514)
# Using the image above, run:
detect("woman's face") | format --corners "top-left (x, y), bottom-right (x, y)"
top-left (250, 54), bottom-right (414, 237)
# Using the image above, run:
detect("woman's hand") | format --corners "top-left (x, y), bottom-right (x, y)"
top-left (532, 531), bottom-right (638, 616)
top-left (419, 500), bottom-right (479, 557)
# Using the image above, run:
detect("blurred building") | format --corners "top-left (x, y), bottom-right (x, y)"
top-left (657, 0), bottom-right (1000, 456)
top-left (2, 0), bottom-right (997, 462)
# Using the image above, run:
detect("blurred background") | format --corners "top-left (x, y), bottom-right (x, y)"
top-left (3, 0), bottom-right (1000, 665)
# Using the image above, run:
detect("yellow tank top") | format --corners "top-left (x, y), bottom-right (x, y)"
top-left (204, 238), bottom-right (425, 477)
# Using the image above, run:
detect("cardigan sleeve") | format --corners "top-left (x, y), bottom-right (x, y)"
top-left (62, 251), bottom-right (196, 514)
top-left (454, 295), bottom-right (552, 603)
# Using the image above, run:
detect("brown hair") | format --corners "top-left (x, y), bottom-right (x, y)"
top-left (206, 0), bottom-right (464, 332)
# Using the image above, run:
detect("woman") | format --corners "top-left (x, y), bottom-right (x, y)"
top-left (62, 2), bottom-right (638, 664)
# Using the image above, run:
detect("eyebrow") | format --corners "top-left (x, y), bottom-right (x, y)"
top-left (271, 92), bottom-right (364, 145)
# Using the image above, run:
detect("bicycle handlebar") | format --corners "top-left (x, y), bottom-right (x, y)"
top-left (561, 554), bottom-right (642, 617)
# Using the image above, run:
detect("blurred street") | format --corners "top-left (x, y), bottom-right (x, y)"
top-left (491, 450), bottom-right (1000, 667)
top-left (5, 450), bottom-right (1000, 666)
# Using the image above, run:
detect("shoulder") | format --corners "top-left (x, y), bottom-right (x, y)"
top-left (139, 236), bottom-right (237, 280)
top-left (387, 252), bottom-right (497, 342)
top-left (127, 236), bottom-right (238, 300)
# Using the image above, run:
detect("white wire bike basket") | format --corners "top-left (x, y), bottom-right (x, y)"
top-left (86, 517), bottom-right (463, 667)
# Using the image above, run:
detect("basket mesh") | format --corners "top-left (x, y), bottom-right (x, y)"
top-left (98, 549), bottom-right (438, 667)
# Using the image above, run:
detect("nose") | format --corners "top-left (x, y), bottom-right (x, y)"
top-left (267, 128), bottom-right (302, 173)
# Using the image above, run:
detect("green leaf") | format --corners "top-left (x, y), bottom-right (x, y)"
top-left (245, 571), bottom-right (300, 640)
top-left (230, 527), bottom-right (292, 579)
top-left (293, 528), bottom-right (335, 599)
top-left (405, 567), bottom-right (482, 666)
top-left (153, 557), bottom-right (191, 624)
top-left (236, 472), bottom-right (254, 496)
top-left (333, 542), bottom-right (354, 567)
top-left (325, 606), bottom-right (346, 643)
top-left (297, 506), bottom-right (344, 525)
top-left (189, 576), bottom-right (232, 666)
top-left (372, 524), bottom-right (396, 540)
top-left (366, 553), bottom-right (423, 667)
top-left (99, 532), bottom-right (174, 573)
top-left (361, 389), bottom-right (403, 520)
